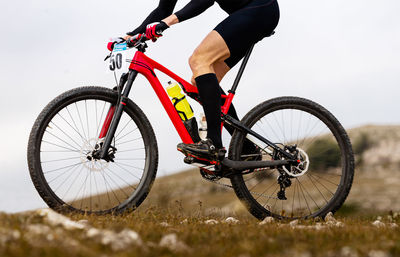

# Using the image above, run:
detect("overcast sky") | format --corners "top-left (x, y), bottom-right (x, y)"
top-left (0, 0), bottom-right (399, 212)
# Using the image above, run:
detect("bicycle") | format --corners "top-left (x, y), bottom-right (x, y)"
top-left (27, 33), bottom-right (354, 220)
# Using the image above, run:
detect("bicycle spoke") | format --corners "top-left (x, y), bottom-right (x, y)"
top-left (96, 101), bottom-right (107, 138)
top-left (42, 140), bottom-right (78, 152)
top-left (105, 167), bottom-right (137, 191)
top-left (44, 162), bottom-right (84, 174)
top-left (308, 173), bottom-right (335, 196)
top-left (48, 162), bottom-right (81, 185)
top-left (103, 171), bottom-right (130, 199)
top-left (307, 174), bottom-right (328, 204)
top-left (65, 107), bottom-right (88, 145)
top-left (61, 165), bottom-right (85, 200)
top-left (298, 177), bottom-right (320, 211)
top-left (115, 128), bottom-right (139, 142)
top-left (115, 118), bottom-right (133, 139)
top-left (114, 162), bottom-right (143, 181)
top-left (75, 102), bottom-right (88, 141)
top-left (117, 148), bottom-right (145, 153)
top-left (115, 137), bottom-right (143, 146)
top-left (262, 185), bottom-right (279, 208)
top-left (291, 179), bottom-right (297, 216)
top-left (42, 156), bottom-right (81, 163)
top-left (297, 178), bottom-right (312, 215)
top-left (49, 121), bottom-right (83, 150)
top-left (85, 100), bottom-right (90, 140)
top-left (272, 112), bottom-right (286, 144)
top-left (309, 173), bottom-right (339, 187)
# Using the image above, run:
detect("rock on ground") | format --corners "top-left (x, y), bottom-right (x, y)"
top-left (224, 217), bottom-right (239, 224)
top-left (36, 209), bottom-right (86, 230)
top-left (204, 219), bottom-right (219, 225)
top-left (159, 233), bottom-right (191, 253)
top-left (87, 228), bottom-right (142, 251)
top-left (372, 220), bottom-right (386, 228)
top-left (259, 217), bottom-right (275, 225)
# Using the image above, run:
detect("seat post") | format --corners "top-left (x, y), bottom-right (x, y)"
top-left (229, 43), bottom-right (255, 94)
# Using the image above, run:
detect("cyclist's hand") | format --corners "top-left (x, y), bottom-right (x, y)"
top-left (125, 34), bottom-right (144, 47)
top-left (145, 21), bottom-right (169, 42)
top-left (123, 35), bottom-right (132, 41)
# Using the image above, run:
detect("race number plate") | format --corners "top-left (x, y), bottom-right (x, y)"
top-left (108, 42), bottom-right (129, 72)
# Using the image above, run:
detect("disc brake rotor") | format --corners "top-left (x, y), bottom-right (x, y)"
top-left (282, 148), bottom-right (309, 177)
top-left (80, 138), bottom-right (109, 172)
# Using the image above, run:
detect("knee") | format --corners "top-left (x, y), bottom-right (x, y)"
top-left (191, 76), bottom-right (196, 86)
top-left (189, 51), bottom-right (211, 73)
top-left (188, 53), bottom-right (200, 71)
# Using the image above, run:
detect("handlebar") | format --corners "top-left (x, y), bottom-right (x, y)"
top-left (107, 33), bottom-right (156, 52)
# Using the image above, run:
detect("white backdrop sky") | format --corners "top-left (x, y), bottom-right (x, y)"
top-left (0, 0), bottom-right (399, 212)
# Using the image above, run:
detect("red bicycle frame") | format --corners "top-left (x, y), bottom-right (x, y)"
top-left (100, 50), bottom-right (237, 144)
top-left (129, 51), bottom-right (236, 143)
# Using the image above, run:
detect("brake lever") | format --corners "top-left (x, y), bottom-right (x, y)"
top-left (104, 52), bottom-right (112, 61)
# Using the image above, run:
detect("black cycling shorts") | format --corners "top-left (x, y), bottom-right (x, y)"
top-left (214, 0), bottom-right (280, 68)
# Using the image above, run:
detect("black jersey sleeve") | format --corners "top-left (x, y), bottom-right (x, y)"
top-left (127, 0), bottom-right (178, 36)
top-left (174, 0), bottom-right (215, 22)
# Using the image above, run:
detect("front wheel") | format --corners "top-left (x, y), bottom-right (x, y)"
top-left (27, 86), bottom-right (158, 214)
top-left (229, 97), bottom-right (354, 220)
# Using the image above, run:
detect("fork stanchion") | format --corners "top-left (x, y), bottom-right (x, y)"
top-left (100, 70), bottom-right (138, 159)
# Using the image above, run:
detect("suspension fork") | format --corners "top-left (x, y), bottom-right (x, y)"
top-left (97, 70), bottom-right (138, 159)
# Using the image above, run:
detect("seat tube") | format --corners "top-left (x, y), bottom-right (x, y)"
top-left (100, 70), bottom-right (138, 159)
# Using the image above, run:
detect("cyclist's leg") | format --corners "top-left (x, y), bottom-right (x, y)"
top-left (186, 30), bottom-right (231, 149)
top-left (190, 61), bottom-right (230, 86)
top-left (187, 34), bottom-right (253, 151)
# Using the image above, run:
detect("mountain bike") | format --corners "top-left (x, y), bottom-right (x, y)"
top-left (27, 33), bottom-right (354, 220)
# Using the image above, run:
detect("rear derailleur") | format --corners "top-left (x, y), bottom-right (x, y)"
top-left (273, 145), bottom-right (298, 200)
top-left (277, 174), bottom-right (292, 200)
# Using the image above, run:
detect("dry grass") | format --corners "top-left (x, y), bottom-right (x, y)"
top-left (0, 208), bottom-right (399, 257)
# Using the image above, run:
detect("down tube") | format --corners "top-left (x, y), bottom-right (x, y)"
top-left (130, 68), bottom-right (194, 144)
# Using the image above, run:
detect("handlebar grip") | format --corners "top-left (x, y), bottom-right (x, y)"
top-left (107, 42), bottom-right (115, 51)
top-left (107, 37), bottom-right (126, 51)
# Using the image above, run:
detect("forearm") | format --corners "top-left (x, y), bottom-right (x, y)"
top-left (127, 0), bottom-right (177, 36)
top-left (162, 14), bottom-right (179, 27)
top-left (174, 0), bottom-right (214, 22)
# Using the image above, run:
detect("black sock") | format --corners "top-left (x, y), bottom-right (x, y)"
top-left (195, 73), bottom-right (223, 148)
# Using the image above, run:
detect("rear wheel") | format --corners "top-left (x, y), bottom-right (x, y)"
top-left (229, 97), bottom-right (354, 220)
top-left (27, 86), bottom-right (158, 214)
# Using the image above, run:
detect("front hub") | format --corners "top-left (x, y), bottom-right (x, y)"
top-left (80, 138), bottom-right (110, 172)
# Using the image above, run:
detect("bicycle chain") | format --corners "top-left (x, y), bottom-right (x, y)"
top-left (200, 169), bottom-right (280, 200)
